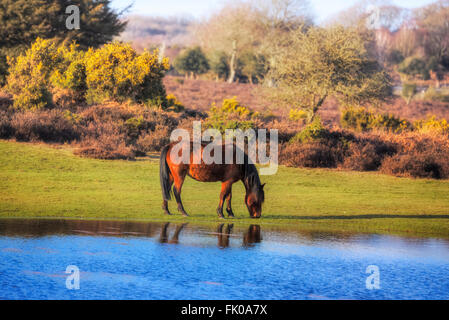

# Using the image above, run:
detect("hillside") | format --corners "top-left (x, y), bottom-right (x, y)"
top-left (118, 15), bottom-right (193, 51)
top-left (164, 76), bottom-right (449, 126)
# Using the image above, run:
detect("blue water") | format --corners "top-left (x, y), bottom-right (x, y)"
top-left (0, 219), bottom-right (448, 300)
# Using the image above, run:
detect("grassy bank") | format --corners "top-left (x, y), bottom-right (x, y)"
top-left (1, 140), bottom-right (449, 238)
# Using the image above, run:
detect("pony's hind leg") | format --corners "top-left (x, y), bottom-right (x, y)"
top-left (173, 173), bottom-right (189, 217)
top-left (162, 174), bottom-right (174, 215)
top-left (173, 187), bottom-right (189, 217)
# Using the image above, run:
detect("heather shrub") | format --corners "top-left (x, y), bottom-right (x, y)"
top-left (0, 92), bottom-right (12, 110)
top-left (124, 116), bottom-right (150, 140)
top-left (9, 110), bottom-right (80, 142)
top-left (280, 142), bottom-right (338, 168)
top-left (264, 119), bottom-right (304, 143)
top-left (341, 135), bottom-right (396, 171)
top-left (389, 132), bottom-right (449, 155)
top-left (378, 133), bottom-right (449, 179)
top-left (75, 103), bottom-right (180, 158)
top-left (52, 88), bottom-right (82, 109)
top-left (80, 103), bottom-right (135, 123)
top-left (74, 119), bottom-right (134, 160)
top-left (279, 126), bottom-right (449, 179)
top-left (380, 153), bottom-right (448, 179)
top-left (135, 125), bottom-right (171, 154)
top-left (0, 109), bottom-right (13, 138)
top-left (342, 142), bottom-right (380, 171)
top-left (281, 128), bottom-right (353, 168)
top-left (84, 42), bottom-right (169, 105)
top-left (75, 135), bottom-right (135, 160)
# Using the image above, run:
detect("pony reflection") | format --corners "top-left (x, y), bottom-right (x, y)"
top-left (217, 223), bottom-right (234, 248)
top-left (243, 225), bottom-right (262, 247)
top-left (159, 222), bottom-right (188, 244)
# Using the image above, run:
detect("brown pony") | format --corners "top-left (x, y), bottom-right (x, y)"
top-left (159, 142), bottom-right (265, 219)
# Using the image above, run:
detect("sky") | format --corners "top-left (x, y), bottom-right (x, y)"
top-left (112, 0), bottom-right (437, 22)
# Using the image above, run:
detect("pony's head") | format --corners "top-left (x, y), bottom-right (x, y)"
top-left (244, 173), bottom-right (265, 219)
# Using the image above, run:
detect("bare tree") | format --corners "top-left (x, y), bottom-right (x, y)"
top-left (392, 24), bottom-right (418, 58)
top-left (194, 0), bottom-right (312, 83)
top-left (415, 0), bottom-right (449, 63)
top-left (253, 0), bottom-right (313, 86)
top-left (193, 1), bottom-right (263, 83)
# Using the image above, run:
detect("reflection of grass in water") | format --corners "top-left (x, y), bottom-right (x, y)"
top-left (1, 140), bottom-right (449, 238)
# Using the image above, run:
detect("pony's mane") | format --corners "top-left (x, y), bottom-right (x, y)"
top-left (243, 154), bottom-right (265, 203)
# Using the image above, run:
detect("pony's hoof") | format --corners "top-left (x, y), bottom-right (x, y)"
top-left (226, 208), bottom-right (235, 218)
top-left (181, 212), bottom-right (189, 217)
top-left (164, 211), bottom-right (173, 216)
top-left (217, 208), bottom-right (225, 219)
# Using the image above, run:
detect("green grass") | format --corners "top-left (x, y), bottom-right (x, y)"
top-left (1, 140), bottom-right (449, 238)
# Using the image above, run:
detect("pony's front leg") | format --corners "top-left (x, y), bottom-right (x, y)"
top-left (217, 182), bottom-right (232, 219)
top-left (226, 192), bottom-right (235, 218)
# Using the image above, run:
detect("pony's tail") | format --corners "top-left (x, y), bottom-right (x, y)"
top-left (160, 144), bottom-right (172, 201)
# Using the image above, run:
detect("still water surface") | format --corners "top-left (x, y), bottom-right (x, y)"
top-left (0, 219), bottom-right (448, 300)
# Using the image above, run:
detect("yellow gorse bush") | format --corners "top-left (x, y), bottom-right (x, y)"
top-left (84, 42), bottom-right (170, 105)
top-left (6, 39), bottom-right (170, 110)
top-left (341, 107), bottom-right (410, 133)
top-left (210, 96), bottom-right (256, 118)
top-left (6, 38), bottom-right (60, 110)
top-left (51, 43), bottom-right (87, 94)
top-left (289, 108), bottom-right (309, 122)
top-left (166, 94), bottom-right (185, 112)
top-left (414, 116), bottom-right (449, 135)
top-left (206, 97), bottom-right (258, 133)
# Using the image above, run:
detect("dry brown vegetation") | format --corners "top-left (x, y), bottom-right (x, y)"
top-left (0, 96), bottom-right (200, 160)
top-left (279, 129), bottom-right (449, 179)
top-left (164, 76), bottom-right (273, 112)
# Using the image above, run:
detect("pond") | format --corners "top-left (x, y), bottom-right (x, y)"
top-left (0, 219), bottom-right (448, 300)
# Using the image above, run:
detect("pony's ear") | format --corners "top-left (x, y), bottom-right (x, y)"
top-left (261, 183), bottom-right (266, 189)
